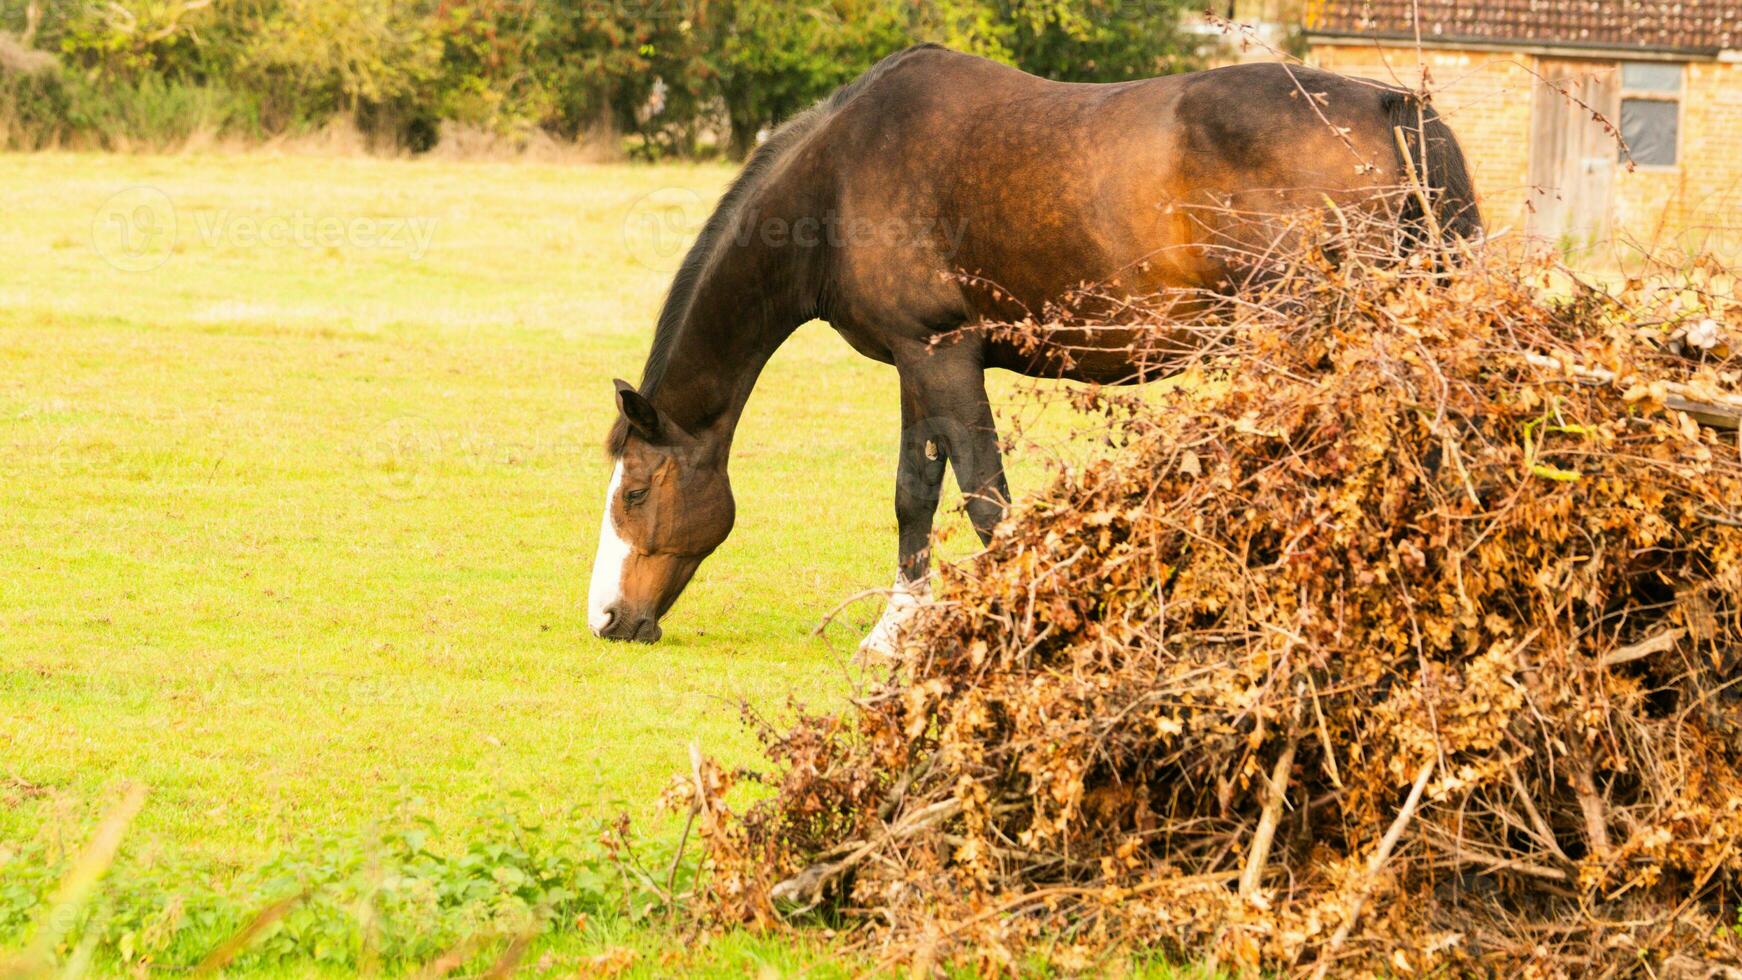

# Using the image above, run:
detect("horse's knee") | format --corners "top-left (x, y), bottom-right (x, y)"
top-left (896, 432), bottom-right (948, 513)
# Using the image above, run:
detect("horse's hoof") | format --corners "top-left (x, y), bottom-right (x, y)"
top-left (856, 578), bottom-right (929, 661)
top-left (857, 629), bottom-right (898, 662)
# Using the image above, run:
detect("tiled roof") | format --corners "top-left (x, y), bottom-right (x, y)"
top-left (1305, 0), bottom-right (1742, 54)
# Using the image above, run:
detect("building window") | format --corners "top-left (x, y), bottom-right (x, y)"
top-left (1619, 61), bottom-right (1682, 167)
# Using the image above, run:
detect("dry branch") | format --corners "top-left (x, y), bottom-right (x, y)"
top-left (1522, 352), bottom-right (1742, 430)
top-left (1601, 628), bottom-right (1686, 667)
top-left (1240, 722), bottom-right (1301, 902)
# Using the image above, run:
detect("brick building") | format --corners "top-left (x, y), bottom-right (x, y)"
top-left (1303, 0), bottom-right (1742, 256)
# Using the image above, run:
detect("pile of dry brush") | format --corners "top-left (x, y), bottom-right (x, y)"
top-left (670, 218), bottom-right (1742, 975)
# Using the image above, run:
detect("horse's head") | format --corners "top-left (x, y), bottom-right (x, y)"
top-left (588, 380), bottom-right (735, 642)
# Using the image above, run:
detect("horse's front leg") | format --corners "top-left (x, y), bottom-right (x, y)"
top-left (861, 344), bottom-right (1009, 655)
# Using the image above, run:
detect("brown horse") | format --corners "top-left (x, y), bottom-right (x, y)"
top-left (588, 44), bottom-right (1480, 645)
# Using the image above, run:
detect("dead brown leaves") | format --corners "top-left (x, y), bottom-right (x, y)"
top-left (687, 227), bottom-right (1742, 976)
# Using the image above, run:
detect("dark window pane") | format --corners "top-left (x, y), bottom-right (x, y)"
top-left (1622, 62), bottom-right (1682, 93)
top-left (1621, 98), bottom-right (1678, 166)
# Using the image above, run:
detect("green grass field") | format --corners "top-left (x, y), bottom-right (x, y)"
top-left (0, 153), bottom-right (1105, 975)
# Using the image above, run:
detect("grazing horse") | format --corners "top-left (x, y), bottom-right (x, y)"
top-left (588, 44), bottom-right (1480, 646)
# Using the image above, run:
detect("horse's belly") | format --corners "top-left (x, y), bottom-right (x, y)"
top-left (985, 319), bottom-right (1207, 385)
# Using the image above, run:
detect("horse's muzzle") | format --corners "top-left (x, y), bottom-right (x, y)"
top-left (591, 608), bottom-right (662, 643)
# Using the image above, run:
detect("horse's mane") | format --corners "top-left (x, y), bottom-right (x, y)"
top-left (609, 43), bottom-right (943, 457)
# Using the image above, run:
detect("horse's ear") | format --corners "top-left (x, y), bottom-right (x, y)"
top-left (613, 379), bottom-right (664, 443)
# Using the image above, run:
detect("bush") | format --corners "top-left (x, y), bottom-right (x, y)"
top-left (0, 69), bottom-right (68, 149)
top-left (432, 0), bottom-right (560, 140)
top-left (67, 74), bottom-right (262, 147)
top-left (0, 69), bottom-right (261, 150)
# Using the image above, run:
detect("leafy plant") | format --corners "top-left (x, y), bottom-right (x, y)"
top-left (0, 795), bottom-right (689, 973)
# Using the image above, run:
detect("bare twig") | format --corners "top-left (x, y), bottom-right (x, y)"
top-left (7, 784), bottom-right (147, 976)
top-left (1570, 749), bottom-right (1612, 855)
top-left (1393, 126), bottom-right (1444, 247)
top-left (410, 934), bottom-right (486, 980)
top-left (1312, 760), bottom-right (1435, 979)
top-left (663, 741), bottom-right (706, 902)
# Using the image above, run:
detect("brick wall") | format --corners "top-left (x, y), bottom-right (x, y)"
top-left (1633, 60), bottom-right (1742, 256)
top-left (1305, 41), bottom-right (1742, 259)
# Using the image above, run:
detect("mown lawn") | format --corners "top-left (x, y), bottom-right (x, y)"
top-left (0, 153), bottom-right (1117, 975)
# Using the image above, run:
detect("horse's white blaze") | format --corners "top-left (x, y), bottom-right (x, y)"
top-left (588, 462), bottom-right (631, 634)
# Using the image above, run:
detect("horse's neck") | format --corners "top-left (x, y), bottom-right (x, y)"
top-left (647, 225), bottom-right (815, 441)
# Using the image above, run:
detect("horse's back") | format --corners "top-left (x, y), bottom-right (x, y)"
top-left (802, 50), bottom-right (1451, 377)
top-left (832, 50), bottom-right (1404, 202)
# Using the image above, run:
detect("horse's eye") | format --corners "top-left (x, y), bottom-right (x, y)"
top-left (624, 488), bottom-right (649, 506)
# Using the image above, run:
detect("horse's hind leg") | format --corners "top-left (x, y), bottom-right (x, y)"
top-left (894, 377), bottom-right (949, 584)
top-left (860, 379), bottom-right (946, 657)
top-left (862, 341), bottom-right (1009, 656)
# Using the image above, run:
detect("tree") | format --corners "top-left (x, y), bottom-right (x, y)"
top-left (431, 0), bottom-right (558, 139)
top-left (240, 0), bottom-right (442, 135)
top-left (702, 0), bottom-right (917, 159)
top-left (55, 0), bottom-right (222, 79)
top-left (540, 0), bottom-right (712, 153)
top-left (929, 0), bottom-right (1195, 82)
